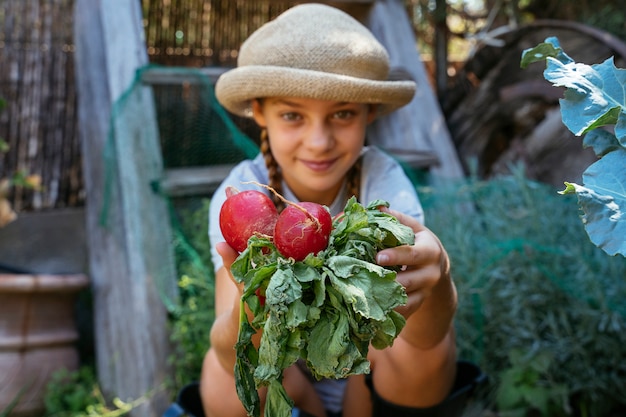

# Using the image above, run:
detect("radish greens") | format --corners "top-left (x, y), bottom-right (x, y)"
top-left (231, 197), bottom-right (414, 417)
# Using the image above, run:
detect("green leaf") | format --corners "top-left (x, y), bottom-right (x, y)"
top-left (583, 129), bottom-right (624, 157)
top-left (560, 150), bottom-right (626, 256)
top-left (544, 56), bottom-right (626, 136)
top-left (234, 317), bottom-right (261, 417)
top-left (497, 370), bottom-right (524, 409)
top-left (265, 267), bottom-right (302, 312)
top-left (520, 37), bottom-right (572, 68)
top-left (306, 288), bottom-right (371, 379)
top-left (370, 310), bottom-right (406, 349)
top-left (256, 312), bottom-right (292, 384)
top-left (616, 110), bottom-right (626, 147)
top-left (520, 386), bottom-right (550, 415)
top-left (326, 256), bottom-right (406, 321)
top-left (264, 380), bottom-right (294, 417)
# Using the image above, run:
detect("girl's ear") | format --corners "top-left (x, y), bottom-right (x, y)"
top-left (251, 99), bottom-right (266, 127)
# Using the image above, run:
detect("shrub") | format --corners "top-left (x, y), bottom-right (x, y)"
top-left (421, 170), bottom-right (626, 416)
top-left (168, 198), bottom-right (216, 390)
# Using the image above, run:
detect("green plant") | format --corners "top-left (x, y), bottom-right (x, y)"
top-left (43, 367), bottom-right (146, 417)
top-left (520, 37), bottom-right (626, 257)
top-left (496, 349), bottom-right (569, 417)
top-left (168, 198), bottom-right (215, 389)
top-left (420, 170), bottom-right (626, 416)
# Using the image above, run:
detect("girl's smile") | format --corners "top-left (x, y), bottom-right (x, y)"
top-left (252, 97), bottom-right (377, 206)
top-left (299, 156), bottom-right (339, 172)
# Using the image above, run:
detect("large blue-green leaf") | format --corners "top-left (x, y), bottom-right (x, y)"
top-left (561, 150), bottom-right (626, 256)
top-left (523, 37), bottom-right (626, 147)
top-left (582, 129), bottom-right (623, 157)
top-left (523, 37), bottom-right (626, 257)
top-left (544, 56), bottom-right (626, 137)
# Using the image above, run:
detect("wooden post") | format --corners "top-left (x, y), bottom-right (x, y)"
top-left (434, 0), bottom-right (449, 98)
top-left (73, 1), bottom-right (177, 415)
top-left (366, 0), bottom-right (465, 179)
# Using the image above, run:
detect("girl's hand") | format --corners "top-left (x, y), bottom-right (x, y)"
top-left (216, 241), bottom-right (245, 296)
top-left (216, 241), bottom-right (240, 274)
top-left (375, 207), bottom-right (447, 319)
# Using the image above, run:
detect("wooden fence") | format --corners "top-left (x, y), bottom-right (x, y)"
top-left (0, 0), bottom-right (80, 211)
top-left (142, 0), bottom-right (295, 68)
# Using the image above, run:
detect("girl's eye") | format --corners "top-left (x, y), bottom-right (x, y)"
top-left (333, 110), bottom-right (356, 120)
top-left (281, 112), bottom-right (301, 122)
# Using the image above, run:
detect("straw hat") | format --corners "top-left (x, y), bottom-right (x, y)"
top-left (215, 3), bottom-right (416, 117)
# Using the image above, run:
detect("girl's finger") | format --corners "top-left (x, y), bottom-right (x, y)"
top-left (217, 241), bottom-right (239, 269)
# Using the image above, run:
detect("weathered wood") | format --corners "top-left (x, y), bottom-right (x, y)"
top-left (160, 165), bottom-right (236, 197)
top-left (73, 1), bottom-right (177, 415)
top-left (366, 0), bottom-right (464, 180)
top-left (157, 147), bottom-right (440, 199)
top-left (141, 66), bottom-right (228, 85)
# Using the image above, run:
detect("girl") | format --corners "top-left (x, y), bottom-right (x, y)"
top-left (201, 4), bottom-right (480, 417)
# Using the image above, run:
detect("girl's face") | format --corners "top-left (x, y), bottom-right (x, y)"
top-left (252, 97), bottom-right (377, 206)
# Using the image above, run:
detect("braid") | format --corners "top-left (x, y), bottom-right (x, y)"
top-left (259, 128), bottom-right (286, 212)
top-left (346, 157), bottom-right (362, 203)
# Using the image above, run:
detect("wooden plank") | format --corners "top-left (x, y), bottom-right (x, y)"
top-left (157, 147), bottom-right (438, 199)
top-left (366, 0), bottom-right (464, 180)
top-left (141, 66), bottom-right (229, 85)
top-left (160, 165), bottom-right (236, 196)
top-left (73, 1), bottom-right (176, 415)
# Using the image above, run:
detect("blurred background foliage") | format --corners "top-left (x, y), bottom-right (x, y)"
top-left (409, 0), bottom-right (626, 60)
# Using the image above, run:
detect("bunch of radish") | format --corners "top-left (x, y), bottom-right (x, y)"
top-left (221, 185), bottom-right (415, 417)
top-left (219, 185), bottom-right (332, 260)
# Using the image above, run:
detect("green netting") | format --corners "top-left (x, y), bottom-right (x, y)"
top-left (103, 64), bottom-right (263, 387)
top-left (418, 170), bottom-right (626, 413)
top-left (150, 66), bottom-right (260, 168)
top-left (101, 64), bottom-right (259, 313)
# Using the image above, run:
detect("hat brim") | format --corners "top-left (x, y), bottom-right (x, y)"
top-left (215, 66), bottom-right (416, 117)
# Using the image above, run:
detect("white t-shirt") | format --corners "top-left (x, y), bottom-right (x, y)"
top-left (208, 146), bottom-right (424, 272)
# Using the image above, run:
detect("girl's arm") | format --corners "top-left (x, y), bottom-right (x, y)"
top-left (375, 207), bottom-right (457, 348)
top-left (209, 242), bottom-right (248, 372)
top-left (351, 207), bottom-right (457, 412)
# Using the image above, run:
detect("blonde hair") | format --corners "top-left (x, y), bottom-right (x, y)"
top-left (259, 128), bottom-right (361, 212)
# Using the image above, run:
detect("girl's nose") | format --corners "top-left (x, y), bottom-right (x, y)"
top-left (305, 120), bottom-right (334, 151)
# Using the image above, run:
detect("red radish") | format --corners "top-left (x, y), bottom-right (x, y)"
top-left (219, 186), bottom-right (279, 252)
top-left (274, 202), bottom-right (332, 261)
